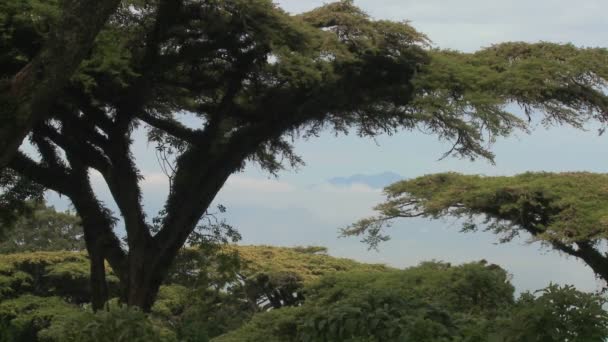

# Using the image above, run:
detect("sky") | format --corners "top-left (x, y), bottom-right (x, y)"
top-left (46, 0), bottom-right (608, 294)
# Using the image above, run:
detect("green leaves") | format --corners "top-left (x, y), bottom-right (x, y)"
top-left (406, 43), bottom-right (608, 161)
top-left (347, 172), bottom-right (608, 246)
top-left (497, 284), bottom-right (608, 341)
top-left (216, 261), bottom-right (516, 341)
top-left (0, 201), bottom-right (84, 254)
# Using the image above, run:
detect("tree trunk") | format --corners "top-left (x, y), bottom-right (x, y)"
top-left (121, 243), bottom-right (165, 312)
top-left (572, 242), bottom-right (608, 283)
top-left (123, 270), bottom-right (164, 312)
top-left (89, 247), bottom-right (109, 311)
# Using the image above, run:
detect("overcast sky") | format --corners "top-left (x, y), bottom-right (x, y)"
top-left (46, 0), bottom-right (608, 294)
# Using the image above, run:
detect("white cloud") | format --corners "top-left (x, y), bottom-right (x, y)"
top-left (215, 179), bottom-right (382, 224)
top-left (225, 175), bottom-right (295, 193)
top-left (142, 172), bottom-right (170, 187)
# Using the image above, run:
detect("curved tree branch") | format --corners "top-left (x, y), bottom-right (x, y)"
top-left (0, 0), bottom-right (122, 168)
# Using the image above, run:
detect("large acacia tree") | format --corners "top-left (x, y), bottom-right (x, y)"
top-left (345, 172), bottom-right (608, 284)
top-left (4, 0), bottom-right (608, 310)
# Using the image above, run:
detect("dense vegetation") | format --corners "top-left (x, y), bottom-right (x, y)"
top-left (3, 0), bottom-right (608, 311)
top-left (1, 247), bottom-right (606, 341)
top-left (0, 205), bottom-right (605, 341)
top-left (2, 0), bottom-right (608, 340)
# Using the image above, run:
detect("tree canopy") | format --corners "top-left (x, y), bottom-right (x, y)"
top-left (0, 0), bottom-right (122, 167)
top-left (216, 261), bottom-right (608, 342)
top-left (1, 245), bottom-right (606, 341)
top-left (344, 172), bottom-right (608, 283)
top-left (0, 201), bottom-right (84, 254)
top-left (3, 0), bottom-right (608, 310)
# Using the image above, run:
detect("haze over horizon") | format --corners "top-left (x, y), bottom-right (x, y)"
top-left (44, 0), bottom-right (608, 294)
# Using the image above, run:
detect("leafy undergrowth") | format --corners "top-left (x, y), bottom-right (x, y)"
top-left (0, 246), bottom-right (606, 342)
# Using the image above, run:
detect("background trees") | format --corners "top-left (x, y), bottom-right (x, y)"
top-left (0, 201), bottom-right (84, 254)
top-left (3, 0), bottom-right (608, 311)
top-left (0, 205), bottom-right (605, 341)
top-left (216, 261), bottom-right (608, 342)
top-left (344, 172), bottom-right (608, 283)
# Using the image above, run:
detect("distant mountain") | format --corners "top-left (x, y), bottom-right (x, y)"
top-left (327, 172), bottom-right (403, 189)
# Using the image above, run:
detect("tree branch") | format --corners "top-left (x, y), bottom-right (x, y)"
top-left (40, 124), bottom-right (112, 175)
top-left (0, 0), bottom-right (122, 168)
top-left (137, 111), bottom-right (202, 144)
top-left (8, 151), bottom-right (72, 196)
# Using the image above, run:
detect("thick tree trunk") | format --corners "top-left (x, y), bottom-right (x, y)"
top-left (123, 264), bottom-right (164, 312)
top-left (70, 185), bottom-right (127, 311)
top-left (120, 242), bottom-right (165, 312)
top-left (89, 247), bottom-right (109, 311)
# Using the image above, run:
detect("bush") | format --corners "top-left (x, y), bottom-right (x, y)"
top-left (45, 306), bottom-right (177, 342)
top-left (0, 295), bottom-right (82, 342)
top-left (215, 261), bottom-right (515, 341)
top-left (497, 284), bottom-right (608, 341)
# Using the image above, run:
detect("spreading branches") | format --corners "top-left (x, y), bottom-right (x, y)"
top-left (138, 111), bottom-right (201, 145)
top-left (8, 151), bottom-right (72, 196)
top-left (347, 172), bottom-right (608, 281)
top-left (0, 0), bottom-right (122, 167)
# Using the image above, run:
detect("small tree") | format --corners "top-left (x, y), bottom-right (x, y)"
top-left (345, 172), bottom-right (608, 283)
top-left (5, 0), bottom-right (608, 311)
top-left (0, 201), bottom-right (84, 254)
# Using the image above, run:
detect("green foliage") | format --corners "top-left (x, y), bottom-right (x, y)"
top-left (150, 281), bottom-right (255, 341)
top-left (6, 0), bottom-right (608, 316)
top-left (47, 306), bottom-right (177, 342)
top-left (160, 245), bottom-right (390, 339)
top-left (0, 201), bottom-right (84, 254)
top-left (0, 251), bottom-right (119, 303)
top-left (0, 171), bottom-right (44, 235)
top-left (1, 247), bottom-right (607, 341)
top-left (497, 284), bottom-right (608, 341)
top-left (216, 260), bottom-right (515, 341)
top-left (0, 0), bottom-right (59, 79)
top-left (235, 245), bottom-right (390, 284)
top-left (0, 295), bottom-right (179, 342)
top-left (292, 246), bottom-right (328, 254)
top-left (0, 295), bottom-right (176, 342)
top-left (296, 290), bottom-right (456, 342)
top-left (305, 261), bottom-right (514, 319)
top-left (345, 172), bottom-right (608, 248)
top-left (0, 295), bottom-right (82, 342)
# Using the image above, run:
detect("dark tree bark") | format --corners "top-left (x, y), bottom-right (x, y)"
top-left (9, 150), bottom-right (127, 311)
top-left (0, 0), bottom-right (121, 168)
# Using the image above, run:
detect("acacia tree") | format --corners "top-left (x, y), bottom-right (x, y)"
top-left (4, 0), bottom-right (608, 311)
top-left (345, 172), bottom-right (608, 283)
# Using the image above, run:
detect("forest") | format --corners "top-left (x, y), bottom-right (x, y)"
top-left (0, 203), bottom-right (607, 341)
top-left (1, 0), bottom-right (608, 340)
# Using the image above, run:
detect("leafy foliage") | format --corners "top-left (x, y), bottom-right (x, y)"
top-left (0, 251), bottom-right (119, 303)
top-left (216, 260), bottom-right (516, 341)
top-left (1, 247), bottom-right (607, 341)
top-left (0, 170), bottom-right (44, 235)
top-left (235, 245), bottom-right (390, 284)
top-left (344, 172), bottom-right (608, 282)
top-left (48, 306), bottom-right (177, 342)
top-left (4, 0), bottom-right (608, 311)
top-left (497, 284), bottom-right (608, 341)
top-left (0, 201), bottom-right (84, 254)
top-left (0, 295), bottom-right (82, 342)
